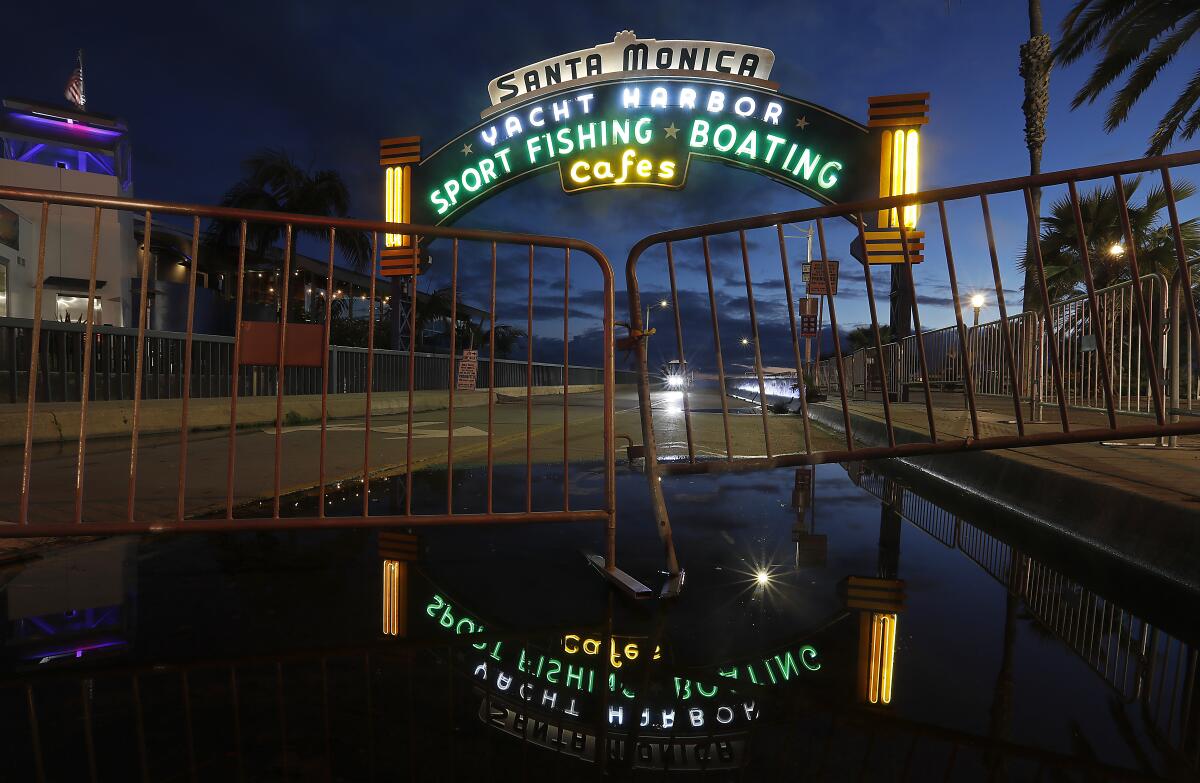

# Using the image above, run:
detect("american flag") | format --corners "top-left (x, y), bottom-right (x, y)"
top-left (64, 51), bottom-right (85, 110)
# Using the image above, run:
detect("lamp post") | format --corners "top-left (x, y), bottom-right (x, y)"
top-left (970, 293), bottom-right (985, 327)
top-left (645, 298), bottom-right (669, 333)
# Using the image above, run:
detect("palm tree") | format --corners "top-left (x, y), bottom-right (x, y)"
top-left (483, 324), bottom-right (528, 358)
top-left (847, 324), bottom-right (895, 351)
top-left (1021, 175), bottom-right (1199, 300)
top-left (207, 149), bottom-right (372, 271)
top-left (1020, 0), bottom-right (1053, 314)
top-left (1055, 0), bottom-right (1200, 155)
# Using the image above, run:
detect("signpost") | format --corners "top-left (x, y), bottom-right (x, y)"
top-left (457, 349), bottom-right (479, 390)
top-left (803, 260), bottom-right (839, 296)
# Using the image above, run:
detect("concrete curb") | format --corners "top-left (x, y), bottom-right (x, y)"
top-left (1, 384), bottom-right (621, 447)
top-left (808, 402), bottom-right (1200, 591)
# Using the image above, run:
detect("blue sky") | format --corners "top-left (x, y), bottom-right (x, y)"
top-left (4, 0), bottom-right (1197, 367)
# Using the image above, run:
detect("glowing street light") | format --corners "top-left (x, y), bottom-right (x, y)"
top-left (755, 569), bottom-right (771, 587)
top-left (1108, 242), bottom-right (1126, 258)
top-left (969, 293), bottom-right (985, 326)
top-left (740, 337), bottom-right (751, 346)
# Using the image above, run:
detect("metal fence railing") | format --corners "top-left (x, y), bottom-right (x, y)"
top-left (818, 275), bottom-right (1171, 421)
top-left (625, 149), bottom-right (1200, 576)
top-left (0, 316), bottom-right (634, 403)
top-left (0, 182), bottom-right (658, 597)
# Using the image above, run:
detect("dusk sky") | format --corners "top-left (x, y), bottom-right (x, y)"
top-left (4, 0), bottom-right (1196, 369)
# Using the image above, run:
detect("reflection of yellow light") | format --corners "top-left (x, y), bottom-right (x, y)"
top-left (868, 612), bottom-right (897, 704)
top-left (382, 560), bottom-right (400, 636)
top-left (385, 165), bottom-right (408, 249)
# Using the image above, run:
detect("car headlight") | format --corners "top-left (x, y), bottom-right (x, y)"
top-left (666, 374), bottom-right (685, 388)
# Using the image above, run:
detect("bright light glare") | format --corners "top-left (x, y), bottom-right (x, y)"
top-left (1108, 242), bottom-right (1126, 257)
top-left (666, 374), bottom-right (685, 388)
top-left (740, 337), bottom-right (750, 345)
top-left (970, 294), bottom-right (985, 308)
top-left (659, 299), bottom-right (669, 308)
top-left (666, 404), bottom-right (684, 415)
top-left (756, 570), bottom-right (771, 586)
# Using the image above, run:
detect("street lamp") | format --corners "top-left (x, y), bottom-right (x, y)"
top-left (969, 293), bottom-right (985, 326)
top-left (1108, 242), bottom-right (1126, 258)
top-left (645, 299), bottom-right (670, 332)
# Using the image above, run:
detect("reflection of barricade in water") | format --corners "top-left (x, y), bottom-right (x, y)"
top-left (850, 463), bottom-right (1200, 773)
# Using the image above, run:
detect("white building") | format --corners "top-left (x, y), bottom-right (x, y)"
top-left (0, 98), bottom-right (138, 326)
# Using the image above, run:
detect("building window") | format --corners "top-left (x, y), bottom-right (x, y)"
top-left (56, 293), bottom-right (100, 323)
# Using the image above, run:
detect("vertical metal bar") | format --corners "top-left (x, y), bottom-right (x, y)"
top-left (853, 215), bottom-right (897, 446)
top-left (405, 237), bottom-right (417, 515)
top-left (225, 221), bottom-right (248, 518)
top-left (898, 224), bottom-right (938, 442)
top-left (363, 233), bottom-right (378, 517)
top-left (1064, 182), bottom-right (1121, 428)
top-left (776, 224), bottom-right (814, 454)
top-left (272, 226), bottom-right (294, 518)
top-left (600, 248), bottom-right (617, 571)
top-left (487, 242), bottom-right (497, 513)
top-left (936, 202), bottom-right (980, 439)
top-left (815, 218), bottom-right (856, 450)
top-left (1022, 189), bottom-right (1071, 431)
top-left (74, 208), bottom-right (103, 524)
top-left (175, 216), bottom-right (201, 522)
top-left (1114, 175), bottom-right (1167, 424)
top-left (665, 241), bottom-right (696, 461)
top-left (562, 247), bottom-right (571, 509)
top-left (446, 239), bottom-right (458, 515)
top-left (126, 211), bottom-right (155, 523)
top-left (526, 245), bottom-right (534, 512)
top-left (18, 203), bottom-right (50, 525)
top-left (701, 236), bottom-right (734, 459)
top-left (319, 229), bottom-right (335, 517)
top-left (739, 230), bottom-right (773, 457)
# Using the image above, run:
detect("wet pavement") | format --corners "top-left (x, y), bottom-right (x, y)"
top-left (1, 459), bottom-right (1197, 781)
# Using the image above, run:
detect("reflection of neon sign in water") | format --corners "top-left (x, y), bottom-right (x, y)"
top-left (424, 593), bottom-right (821, 702)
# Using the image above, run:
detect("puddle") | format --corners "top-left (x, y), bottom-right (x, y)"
top-left (1, 460), bottom-right (1196, 780)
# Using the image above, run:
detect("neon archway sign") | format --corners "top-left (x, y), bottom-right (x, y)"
top-left (380, 32), bottom-right (929, 270)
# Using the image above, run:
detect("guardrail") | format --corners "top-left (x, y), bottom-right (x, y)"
top-left (0, 182), bottom-right (653, 598)
top-left (625, 149), bottom-right (1200, 577)
top-left (0, 316), bottom-right (635, 402)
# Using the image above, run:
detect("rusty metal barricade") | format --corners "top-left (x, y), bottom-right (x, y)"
top-left (0, 185), bottom-right (658, 593)
top-left (626, 150), bottom-right (1200, 577)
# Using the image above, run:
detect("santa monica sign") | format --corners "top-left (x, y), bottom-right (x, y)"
top-left (399, 32), bottom-right (928, 234)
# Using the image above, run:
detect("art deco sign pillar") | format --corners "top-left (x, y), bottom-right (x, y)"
top-left (379, 136), bottom-right (421, 277)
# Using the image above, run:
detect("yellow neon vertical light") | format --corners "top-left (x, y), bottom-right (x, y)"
top-left (890, 130), bottom-right (905, 228)
top-left (902, 130), bottom-right (920, 229)
top-left (385, 166), bottom-right (407, 249)
top-left (382, 559), bottom-right (400, 636)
